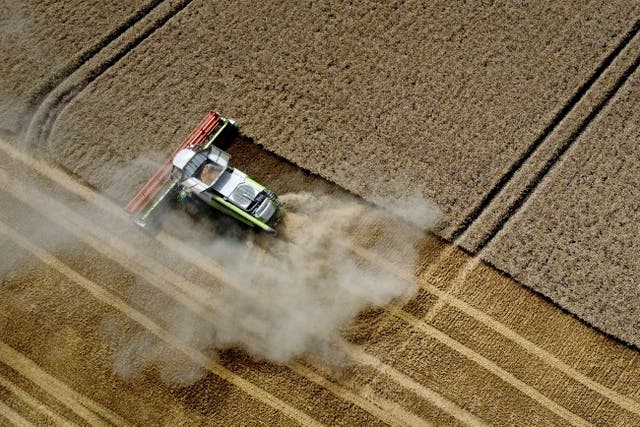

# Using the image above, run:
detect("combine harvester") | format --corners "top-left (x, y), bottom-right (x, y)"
top-left (125, 111), bottom-right (282, 233)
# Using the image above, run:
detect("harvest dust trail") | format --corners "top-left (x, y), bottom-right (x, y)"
top-left (0, 139), bottom-right (477, 424)
top-left (0, 400), bottom-right (34, 427)
top-left (158, 232), bottom-right (481, 426)
top-left (0, 175), bottom-right (426, 427)
top-left (350, 241), bottom-right (640, 417)
top-left (156, 228), bottom-right (582, 425)
top-left (0, 220), bottom-right (322, 427)
top-left (0, 140), bottom-right (636, 416)
top-left (0, 374), bottom-right (75, 426)
top-left (341, 244), bottom-right (457, 371)
top-left (0, 169), bottom-right (219, 316)
top-left (0, 341), bottom-right (125, 426)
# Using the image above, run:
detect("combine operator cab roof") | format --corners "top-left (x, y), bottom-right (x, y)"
top-left (124, 111), bottom-right (233, 225)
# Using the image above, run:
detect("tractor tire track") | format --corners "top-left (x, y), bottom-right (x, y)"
top-left (0, 341), bottom-right (124, 426)
top-left (286, 362), bottom-right (427, 427)
top-left (18, 0), bottom-right (165, 134)
top-left (26, 0), bottom-right (195, 148)
top-left (0, 373), bottom-right (76, 426)
top-left (341, 346), bottom-right (487, 427)
top-left (389, 308), bottom-right (592, 427)
top-left (452, 18), bottom-right (640, 243)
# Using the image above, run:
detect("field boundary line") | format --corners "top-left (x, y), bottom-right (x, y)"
top-left (0, 374), bottom-right (75, 426)
top-left (0, 341), bottom-right (120, 426)
top-left (350, 244), bottom-right (640, 417)
top-left (1, 139), bottom-right (634, 417)
top-left (0, 399), bottom-right (35, 427)
top-left (0, 220), bottom-right (322, 427)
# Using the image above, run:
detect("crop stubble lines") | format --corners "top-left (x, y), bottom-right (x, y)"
top-left (0, 341), bottom-right (126, 426)
top-left (0, 399), bottom-right (34, 427)
top-left (1, 140), bottom-right (638, 422)
top-left (354, 244), bottom-right (640, 418)
top-left (157, 230), bottom-right (481, 426)
top-left (0, 139), bottom-right (627, 423)
top-left (391, 308), bottom-right (593, 427)
top-left (420, 253), bottom-right (480, 324)
top-left (348, 246), bottom-right (593, 426)
top-left (0, 144), bottom-right (480, 425)
top-left (0, 373), bottom-right (76, 426)
top-left (0, 221), bottom-right (322, 427)
top-left (287, 361), bottom-right (431, 427)
top-left (0, 178), bottom-right (328, 425)
top-left (342, 346), bottom-right (485, 427)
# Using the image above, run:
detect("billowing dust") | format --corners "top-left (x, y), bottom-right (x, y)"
top-left (110, 188), bottom-right (439, 383)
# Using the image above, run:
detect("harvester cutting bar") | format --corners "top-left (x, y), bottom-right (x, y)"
top-left (124, 111), bottom-right (222, 216)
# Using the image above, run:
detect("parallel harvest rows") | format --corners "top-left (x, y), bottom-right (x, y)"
top-left (1, 139), bottom-right (639, 425)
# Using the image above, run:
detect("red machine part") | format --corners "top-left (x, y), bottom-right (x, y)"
top-left (124, 111), bottom-right (222, 215)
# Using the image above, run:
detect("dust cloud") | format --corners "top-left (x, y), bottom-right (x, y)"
top-left (201, 192), bottom-right (432, 362)
top-left (107, 185), bottom-right (439, 383)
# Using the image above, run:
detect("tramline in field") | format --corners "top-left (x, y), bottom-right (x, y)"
top-left (124, 111), bottom-right (283, 233)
